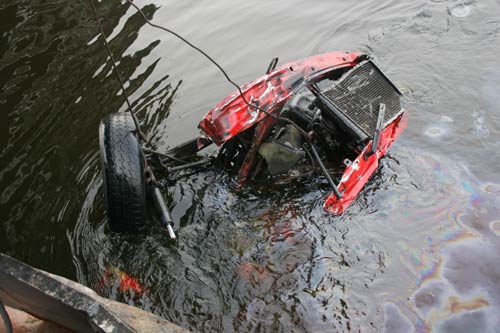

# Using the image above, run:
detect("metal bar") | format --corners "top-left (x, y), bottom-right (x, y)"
top-left (143, 148), bottom-right (187, 164)
top-left (165, 137), bottom-right (213, 160)
top-left (166, 159), bottom-right (211, 173)
top-left (147, 168), bottom-right (176, 240)
top-left (308, 144), bottom-right (343, 199)
top-left (266, 57), bottom-right (279, 74)
top-left (151, 185), bottom-right (176, 240)
top-left (369, 103), bottom-right (386, 156)
top-left (0, 254), bottom-right (136, 333)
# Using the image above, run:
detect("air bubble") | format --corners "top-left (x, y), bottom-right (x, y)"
top-left (448, 3), bottom-right (472, 18)
top-left (489, 221), bottom-right (500, 236)
top-left (424, 126), bottom-right (447, 138)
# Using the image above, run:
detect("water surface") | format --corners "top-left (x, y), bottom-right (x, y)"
top-left (1, 0), bottom-right (500, 331)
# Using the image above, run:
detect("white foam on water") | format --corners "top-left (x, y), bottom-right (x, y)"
top-left (447, 3), bottom-right (472, 18)
top-left (424, 125), bottom-right (448, 139)
top-left (489, 221), bottom-right (500, 236)
top-left (472, 112), bottom-right (490, 138)
top-left (440, 115), bottom-right (454, 123)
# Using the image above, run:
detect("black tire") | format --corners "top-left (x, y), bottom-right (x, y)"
top-left (99, 112), bottom-right (147, 233)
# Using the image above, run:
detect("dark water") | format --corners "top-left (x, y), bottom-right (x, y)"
top-left (2, 0), bottom-right (500, 331)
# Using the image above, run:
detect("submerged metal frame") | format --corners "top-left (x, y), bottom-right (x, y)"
top-left (143, 51), bottom-right (407, 231)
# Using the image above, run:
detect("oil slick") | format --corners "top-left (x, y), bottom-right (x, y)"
top-left (232, 149), bottom-right (500, 332)
top-left (384, 151), bottom-right (500, 332)
top-left (383, 302), bottom-right (413, 333)
top-left (410, 239), bottom-right (499, 332)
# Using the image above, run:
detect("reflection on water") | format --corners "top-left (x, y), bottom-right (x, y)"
top-left (1, 0), bottom-right (500, 331)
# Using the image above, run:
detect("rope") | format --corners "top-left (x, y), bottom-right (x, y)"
top-left (125, 0), bottom-right (311, 140)
top-left (90, 0), bottom-right (342, 196)
top-left (87, 0), bottom-right (148, 142)
top-left (124, 0), bottom-right (342, 197)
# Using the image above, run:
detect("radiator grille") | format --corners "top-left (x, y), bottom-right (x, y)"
top-left (322, 61), bottom-right (403, 136)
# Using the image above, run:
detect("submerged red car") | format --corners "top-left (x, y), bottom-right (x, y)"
top-left (99, 51), bottom-right (407, 238)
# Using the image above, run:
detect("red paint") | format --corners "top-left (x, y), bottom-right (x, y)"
top-left (116, 271), bottom-right (144, 294)
top-left (199, 52), bottom-right (360, 146)
top-left (100, 267), bottom-right (145, 295)
top-left (198, 51), bottom-right (407, 215)
top-left (324, 114), bottom-right (408, 214)
top-left (237, 115), bottom-right (277, 184)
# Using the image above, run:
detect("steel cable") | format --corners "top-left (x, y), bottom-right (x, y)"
top-left (125, 0), bottom-right (311, 140)
top-left (87, 0), bottom-right (148, 142)
top-left (89, 0), bottom-right (342, 197)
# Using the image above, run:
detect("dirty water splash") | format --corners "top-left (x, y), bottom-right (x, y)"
top-left (2, 0), bottom-right (500, 332)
